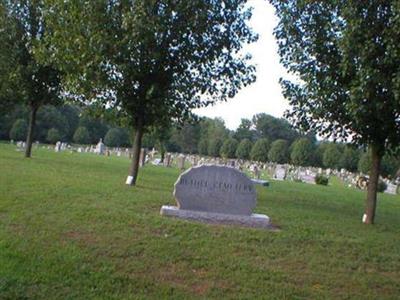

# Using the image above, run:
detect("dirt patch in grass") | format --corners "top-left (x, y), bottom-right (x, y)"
top-left (7, 223), bottom-right (26, 235)
top-left (63, 230), bottom-right (98, 246)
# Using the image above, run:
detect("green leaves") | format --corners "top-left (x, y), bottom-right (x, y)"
top-left (38, 0), bottom-right (257, 129)
top-left (271, 0), bottom-right (400, 154)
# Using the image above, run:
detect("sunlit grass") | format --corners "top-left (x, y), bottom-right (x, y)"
top-left (1, 144), bottom-right (399, 299)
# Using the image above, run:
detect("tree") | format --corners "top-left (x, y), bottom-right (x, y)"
top-left (340, 146), bottom-right (361, 172)
top-left (236, 139), bottom-right (253, 160)
top-left (9, 119), bottom-right (28, 141)
top-left (359, 150), bottom-right (400, 178)
top-left (0, 2), bottom-right (23, 114)
top-left (73, 127), bottom-right (91, 145)
top-left (198, 138), bottom-right (209, 156)
top-left (208, 138), bottom-right (223, 158)
top-left (252, 113), bottom-right (300, 143)
top-left (290, 138), bottom-right (315, 167)
top-left (78, 114), bottom-right (109, 144)
top-left (1, 1), bottom-right (62, 158)
top-left (250, 138), bottom-right (270, 162)
top-left (220, 138), bottom-right (238, 159)
top-left (0, 105), bottom-right (27, 140)
top-left (104, 128), bottom-right (129, 148)
top-left (178, 122), bottom-right (201, 154)
top-left (46, 128), bottom-right (61, 144)
top-left (314, 142), bottom-right (330, 168)
top-left (271, 0), bottom-right (400, 223)
top-left (36, 105), bottom-right (68, 142)
top-left (41, 1), bottom-right (257, 186)
top-left (58, 105), bottom-right (80, 142)
top-left (234, 118), bottom-right (254, 141)
top-left (381, 155), bottom-right (400, 178)
top-left (152, 124), bottom-right (173, 163)
top-left (323, 143), bottom-right (343, 170)
top-left (268, 139), bottom-right (289, 164)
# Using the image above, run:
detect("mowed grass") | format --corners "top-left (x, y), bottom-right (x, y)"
top-left (1, 144), bottom-right (400, 299)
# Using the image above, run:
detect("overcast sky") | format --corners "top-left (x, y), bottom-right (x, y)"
top-left (194, 0), bottom-right (291, 130)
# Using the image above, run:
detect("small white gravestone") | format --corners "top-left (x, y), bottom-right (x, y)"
top-left (274, 166), bottom-right (286, 180)
top-left (300, 171), bottom-right (316, 184)
top-left (55, 141), bottom-right (61, 152)
top-left (95, 139), bottom-right (105, 155)
top-left (152, 158), bottom-right (162, 165)
top-left (385, 183), bottom-right (398, 195)
top-left (160, 165), bottom-right (274, 229)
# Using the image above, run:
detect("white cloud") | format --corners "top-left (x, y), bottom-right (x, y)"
top-left (194, 0), bottom-right (291, 130)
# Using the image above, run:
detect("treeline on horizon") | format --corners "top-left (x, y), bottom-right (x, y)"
top-left (1, 104), bottom-right (399, 178)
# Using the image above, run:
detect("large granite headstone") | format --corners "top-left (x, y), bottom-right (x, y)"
top-left (160, 165), bottom-right (273, 229)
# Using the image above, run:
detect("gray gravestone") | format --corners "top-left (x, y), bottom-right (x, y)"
top-left (161, 165), bottom-right (273, 229)
top-left (164, 153), bottom-right (172, 167)
top-left (177, 155), bottom-right (186, 170)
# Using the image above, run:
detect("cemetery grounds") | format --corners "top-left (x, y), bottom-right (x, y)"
top-left (0, 143), bottom-right (399, 299)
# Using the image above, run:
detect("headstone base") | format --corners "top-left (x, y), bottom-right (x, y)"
top-left (160, 205), bottom-right (276, 230)
top-left (251, 179), bottom-right (270, 186)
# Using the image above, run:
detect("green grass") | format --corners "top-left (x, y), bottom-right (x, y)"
top-left (1, 144), bottom-right (400, 299)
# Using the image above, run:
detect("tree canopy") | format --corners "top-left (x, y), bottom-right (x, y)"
top-left (39, 0), bottom-right (257, 185)
top-left (1, 1), bottom-right (62, 157)
top-left (270, 0), bottom-right (400, 224)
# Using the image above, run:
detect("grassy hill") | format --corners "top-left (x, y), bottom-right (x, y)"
top-left (0, 144), bottom-right (399, 299)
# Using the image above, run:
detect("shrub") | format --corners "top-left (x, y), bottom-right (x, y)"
top-left (315, 174), bottom-right (329, 185)
top-left (290, 138), bottom-right (315, 166)
top-left (9, 119), bottom-right (28, 141)
top-left (268, 139), bottom-right (289, 163)
top-left (198, 139), bottom-right (208, 156)
top-left (104, 128), bottom-right (129, 147)
top-left (236, 139), bottom-right (253, 160)
top-left (208, 138), bottom-right (223, 157)
top-left (322, 143), bottom-right (342, 169)
top-left (73, 126), bottom-right (91, 144)
top-left (46, 128), bottom-right (61, 144)
top-left (377, 180), bottom-right (387, 193)
top-left (358, 151), bottom-right (371, 174)
top-left (220, 138), bottom-right (238, 158)
top-left (250, 138), bottom-right (270, 162)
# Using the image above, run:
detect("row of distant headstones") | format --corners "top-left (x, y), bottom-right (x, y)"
top-left (12, 139), bottom-right (400, 195)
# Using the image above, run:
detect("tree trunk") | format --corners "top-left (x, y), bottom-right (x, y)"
top-left (126, 118), bottom-right (144, 186)
top-left (363, 144), bottom-right (382, 224)
top-left (25, 104), bottom-right (39, 158)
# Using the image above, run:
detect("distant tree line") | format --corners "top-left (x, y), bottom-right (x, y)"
top-left (1, 104), bottom-right (129, 147)
top-left (3, 105), bottom-right (399, 177)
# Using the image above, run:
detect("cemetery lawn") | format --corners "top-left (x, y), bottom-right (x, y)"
top-left (1, 144), bottom-right (400, 299)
